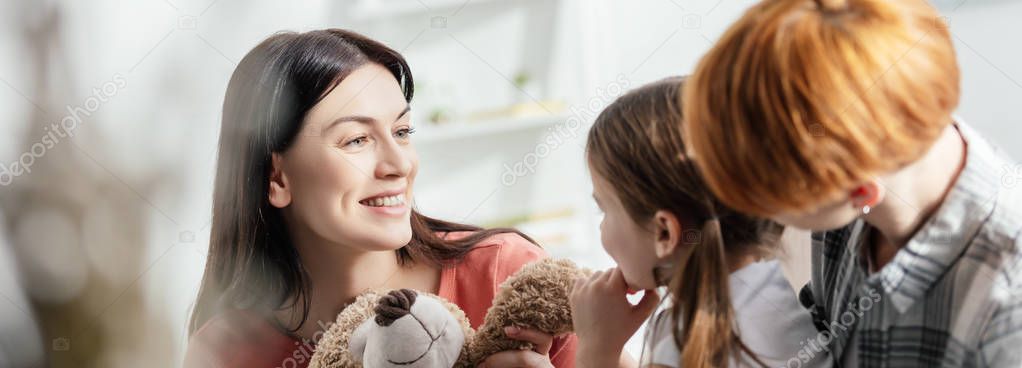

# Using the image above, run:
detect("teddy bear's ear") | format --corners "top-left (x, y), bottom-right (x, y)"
top-left (348, 319), bottom-right (374, 363)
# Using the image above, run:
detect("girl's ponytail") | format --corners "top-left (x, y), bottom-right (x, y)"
top-left (669, 217), bottom-right (735, 367)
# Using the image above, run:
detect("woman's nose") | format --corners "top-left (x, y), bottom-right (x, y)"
top-left (374, 135), bottom-right (413, 179)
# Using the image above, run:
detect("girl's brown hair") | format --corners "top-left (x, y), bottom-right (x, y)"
top-left (190, 29), bottom-right (535, 336)
top-left (682, 0), bottom-right (959, 217)
top-left (586, 76), bottom-right (780, 368)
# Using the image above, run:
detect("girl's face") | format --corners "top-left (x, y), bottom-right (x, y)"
top-left (590, 169), bottom-right (663, 290)
top-left (271, 63), bottom-right (418, 253)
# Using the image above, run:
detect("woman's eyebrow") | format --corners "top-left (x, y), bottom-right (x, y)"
top-left (394, 105), bottom-right (411, 121)
top-left (322, 105), bottom-right (411, 134)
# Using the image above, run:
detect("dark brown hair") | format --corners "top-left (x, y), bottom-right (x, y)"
top-left (586, 77), bottom-right (780, 368)
top-left (189, 29), bottom-right (534, 335)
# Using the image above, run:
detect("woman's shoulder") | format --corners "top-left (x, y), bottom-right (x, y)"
top-left (439, 231), bottom-right (547, 326)
top-left (446, 230), bottom-right (547, 281)
top-left (185, 310), bottom-right (300, 368)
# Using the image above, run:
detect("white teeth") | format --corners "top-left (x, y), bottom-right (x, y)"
top-left (363, 194), bottom-right (405, 207)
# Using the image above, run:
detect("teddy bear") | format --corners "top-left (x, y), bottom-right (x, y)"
top-left (308, 258), bottom-right (588, 368)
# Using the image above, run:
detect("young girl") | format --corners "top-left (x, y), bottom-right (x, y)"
top-left (682, 0), bottom-right (1022, 365)
top-left (184, 29), bottom-right (575, 368)
top-left (570, 77), bottom-right (825, 368)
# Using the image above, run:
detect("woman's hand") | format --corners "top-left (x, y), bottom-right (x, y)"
top-left (570, 268), bottom-right (659, 368)
top-left (478, 326), bottom-right (555, 368)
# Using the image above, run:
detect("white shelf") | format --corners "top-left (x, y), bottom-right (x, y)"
top-left (415, 113), bottom-right (568, 144)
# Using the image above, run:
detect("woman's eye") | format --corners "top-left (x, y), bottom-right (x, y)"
top-left (394, 127), bottom-right (416, 140)
top-left (343, 135), bottom-right (369, 147)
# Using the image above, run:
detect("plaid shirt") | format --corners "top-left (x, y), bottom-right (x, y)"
top-left (800, 122), bottom-right (1022, 367)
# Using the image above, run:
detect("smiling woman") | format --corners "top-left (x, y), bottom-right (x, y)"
top-left (183, 29), bottom-right (576, 368)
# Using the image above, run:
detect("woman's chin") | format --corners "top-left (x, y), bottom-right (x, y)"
top-left (332, 219), bottom-right (413, 253)
top-left (366, 227), bottom-right (414, 251)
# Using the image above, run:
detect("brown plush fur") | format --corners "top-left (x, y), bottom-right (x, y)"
top-left (309, 258), bottom-right (588, 368)
top-left (466, 258), bottom-right (588, 365)
top-left (309, 291), bottom-right (381, 368)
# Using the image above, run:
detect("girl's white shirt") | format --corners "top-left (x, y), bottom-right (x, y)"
top-left (644, 260), bottom-right (830, 367)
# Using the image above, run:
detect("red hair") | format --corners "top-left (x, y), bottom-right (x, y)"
top-left (683, 0), bottom-right (959, 216)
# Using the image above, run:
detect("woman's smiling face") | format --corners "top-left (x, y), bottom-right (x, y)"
top-left (269, 62), bottom-right (418, 252)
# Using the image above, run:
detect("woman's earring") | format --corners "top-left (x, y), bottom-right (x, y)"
top-left (861, 205), bottom-right (871, 215)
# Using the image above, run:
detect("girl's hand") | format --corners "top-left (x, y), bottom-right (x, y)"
top-left (478, 326), bottom-right (554, 368)
top-left (570, 268), bottom-right (659, 367)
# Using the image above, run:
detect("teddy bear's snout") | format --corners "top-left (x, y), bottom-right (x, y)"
top-left (374, 289), bottom-right (418, 327)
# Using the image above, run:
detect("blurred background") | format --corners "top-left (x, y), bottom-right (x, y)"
top-left (1, 0), bottom-right (1020, 366)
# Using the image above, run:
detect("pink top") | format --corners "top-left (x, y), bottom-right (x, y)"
top-left (185, 232), bottom-right (577, 368)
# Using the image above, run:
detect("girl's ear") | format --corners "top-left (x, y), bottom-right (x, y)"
top-left (268, 153), bottom-right (292, 208)
top-left (653, 210), bottom-right (683, 259)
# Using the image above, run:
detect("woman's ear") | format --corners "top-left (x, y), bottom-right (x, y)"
top-left (849, 180), bottom-right (885, 211)
top-left (268, 153), bottom-right (292, 208)
top-left (652, 210), bottom-right (683, 259)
